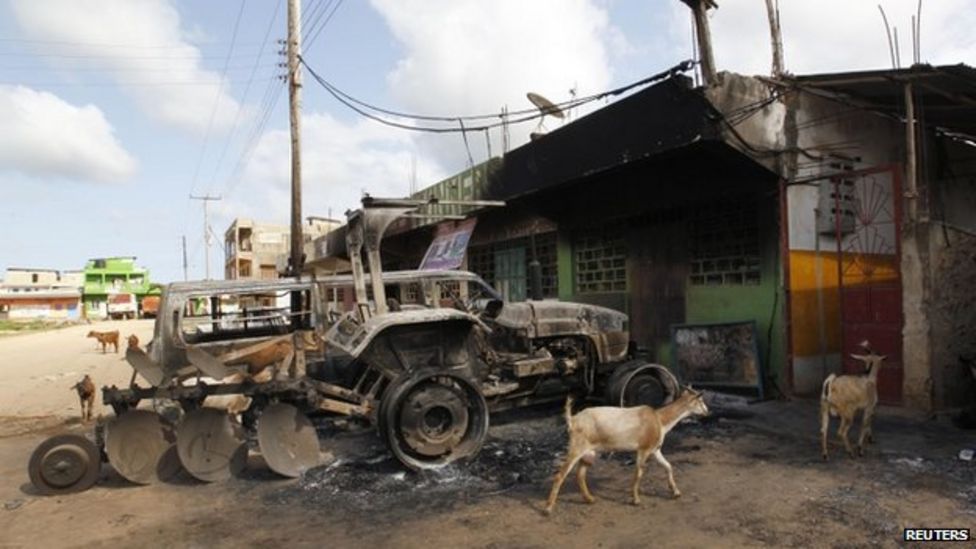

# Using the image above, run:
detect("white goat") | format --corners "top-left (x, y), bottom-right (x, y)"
top-left (820, 346), bottom-right (886, 460)
top-left (544, 387), bottom-right (709, 513)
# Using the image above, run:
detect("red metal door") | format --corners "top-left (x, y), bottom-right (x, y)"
top-left (835, 167), bottom-right (903, 404)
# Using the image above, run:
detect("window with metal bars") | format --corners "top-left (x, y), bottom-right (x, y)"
top-left (689, 196), bottom-right (761, 286)
top-left (575, 232), bottom-right (627, 294)
top-left (467, 232), bottom-right (558, 299)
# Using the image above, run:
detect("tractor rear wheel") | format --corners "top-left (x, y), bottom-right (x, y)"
top-left (378, 368), bottom-right (488, 471)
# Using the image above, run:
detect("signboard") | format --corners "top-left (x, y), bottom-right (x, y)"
top-left (420, 219), bottom-right (477, 271)
top-left (670, 320), bottom-right (764, 399)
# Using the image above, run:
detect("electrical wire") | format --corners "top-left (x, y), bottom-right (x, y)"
top-left (206, 0), bottom-right (284, 195)
top-left (187, 0), bottom-right (248, 199)
top-left (299, 56), bottom-right (695, 132)
top-left (305, 0), bottom-right (345, 48)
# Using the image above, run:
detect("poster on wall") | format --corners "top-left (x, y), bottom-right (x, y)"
top-left (670, 320), bottom-right (764, 399)
top-left (420, 219), bottom-right (477, 271)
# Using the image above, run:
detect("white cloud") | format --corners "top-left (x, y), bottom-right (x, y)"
top-left (369, 0), bottom-right (616, 171)
top-left (663, 0), bottom-right (976, 77)
top-left (10, 0), bottom-right (242, 134)
top-left (220, 112), bottom-right (446, 225)
top-left (0, 85), bottom-right (136, 183)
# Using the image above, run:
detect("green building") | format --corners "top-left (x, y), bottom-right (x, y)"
top-left (83, 257), bottom-right (152, 319)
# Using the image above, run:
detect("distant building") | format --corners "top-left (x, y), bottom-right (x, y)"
top-left (83, 257), bottom-right (152, 319)
top-left (225, 217), bottom-right (341, 280)
top-left (0, 267), bottom-right (83, 320)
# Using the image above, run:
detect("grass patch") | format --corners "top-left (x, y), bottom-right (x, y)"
top-left (0, 319), bottom-right (70, 334)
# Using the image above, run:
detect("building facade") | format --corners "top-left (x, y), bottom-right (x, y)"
top-left (226, 217), bottom-right (342, 280)
top-left (0, 268), bottom-right (83, 320)
top-left (311, 64), bottom-right (976, 412)
top-left (83, 257), bottom-right (152, 319)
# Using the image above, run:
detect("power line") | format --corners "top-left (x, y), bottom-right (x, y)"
top-left (305, 0), bottom-right (344, 48)
top-left (0, 77), bottom-right (276, 87)
top-left (187, 0), bottom-right (248, 200)
top-left (206, 0), bottom-right (284, 196)
top-left (299, 56), bottom-right (695, 133)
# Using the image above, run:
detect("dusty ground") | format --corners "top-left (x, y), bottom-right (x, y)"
top-left (1, 326), bottom-right (974, 548)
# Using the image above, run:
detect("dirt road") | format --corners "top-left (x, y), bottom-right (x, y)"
top-left (0, 320), bottom-right (153, 423)
top-left (0, 325), bottom-right (973, 547)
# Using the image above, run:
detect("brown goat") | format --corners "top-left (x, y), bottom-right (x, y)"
top-left (70, 374), bottom-right (96, 421)
top-left (87, 330), bottom-right (119, 353)
top-left (820, 349), bottom-right (886, 460)
top-left (545, 387), bottom-right (709, 513)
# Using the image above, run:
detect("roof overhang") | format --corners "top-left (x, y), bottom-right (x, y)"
top-left (790, 63), bottom-right (976, 140)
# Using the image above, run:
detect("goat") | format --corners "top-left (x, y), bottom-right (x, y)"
top-left (87, 330), bottom-right (119, 353)
top-left (70, 374), bottom-right (96, 421)
top-left (544, 387), bottom-right (709, 513)
top-left (820, 343), bottom-right (886, 460)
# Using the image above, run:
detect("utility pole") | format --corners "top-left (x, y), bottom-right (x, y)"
top-left (764, 0), bottom-right (785, 77)
top-left (681, 0), bottom-right (718, 86)
top-left (181, 235), bottom-right (188, 281)
top-left (189, 194), bottom-right (221, 280)
top-left (287, 0), bottom-right (304, 277)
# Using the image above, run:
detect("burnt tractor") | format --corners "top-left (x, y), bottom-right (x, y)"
top-left (27, 198), bottom-right (679, 493)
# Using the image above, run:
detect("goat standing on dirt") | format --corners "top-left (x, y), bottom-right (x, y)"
top-left (820, 344), bottom-right (886, 460)
top-left (87, 330), bottom-right (119, 353)
top-left (545, 387), bottom-right (709, 514)
top-left (71, 375), bottom-right (96, 421)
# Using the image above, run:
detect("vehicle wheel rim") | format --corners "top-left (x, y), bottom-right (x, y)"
top-left (28, 434), bottom-right (101, 495)
top-left (398, 383), bottom-right (469, 457)
top-left (41, 447), bottom-right (88, 488)
top-left (383, 371), bottom-right (488, 470)
top-left (623, 373), bottom-right (665, 407)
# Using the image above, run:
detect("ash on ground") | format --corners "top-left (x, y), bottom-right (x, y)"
top-left (264, 404), bottom-right (734, 515)
top-left (265, 409), bottom-right (570, 515)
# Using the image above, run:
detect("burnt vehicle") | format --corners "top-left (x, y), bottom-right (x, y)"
top-left (27, 198), bottom-right (679, 493)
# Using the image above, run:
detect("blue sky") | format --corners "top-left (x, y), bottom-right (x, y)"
top-left (0, 0), bottom-right (971, 283)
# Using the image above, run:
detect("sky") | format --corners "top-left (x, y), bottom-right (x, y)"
top-left (0, 0), bottom-right (972, 283)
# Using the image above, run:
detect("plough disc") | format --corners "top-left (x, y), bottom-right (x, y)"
top-left (257, 403), bottom-right (321, 478)
top-left (176, 408), bottom-right (247, 482)
top-left (105, 410), bottom-right (179, 484)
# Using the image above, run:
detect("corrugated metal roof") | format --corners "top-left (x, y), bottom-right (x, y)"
top-left (793, 64), bottom-right (976, 139)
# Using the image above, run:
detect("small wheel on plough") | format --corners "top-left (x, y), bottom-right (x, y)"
top-left (28, 434), bottom-right (101, 495)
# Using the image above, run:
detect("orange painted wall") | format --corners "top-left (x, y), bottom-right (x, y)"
top-left (788, 250), bottom-right (898, 357)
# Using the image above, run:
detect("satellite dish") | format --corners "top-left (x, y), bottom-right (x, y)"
top-left (526, 92), bottom-right (565, 119)
top-left (526, 92), bottom-right (565, 140)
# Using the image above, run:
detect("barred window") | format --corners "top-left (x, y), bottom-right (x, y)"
top-left (467, 232), bottom-right (558, 299)
top-left (689, 196), bottom-right (761, 286)
top-left (575, 232), bottom-right (627, 294)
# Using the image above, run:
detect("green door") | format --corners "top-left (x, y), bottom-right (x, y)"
top-left (494, 247), bottom-right (526, 301)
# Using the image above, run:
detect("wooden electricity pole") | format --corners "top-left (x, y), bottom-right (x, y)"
top-left (182, 235), bottom-right (188, 281)
top-left (189, 194), bottom-right (221, 280)
top-left (764, 0), bottom-right (785, 76)
top-left (287, 0), bottom-right (304, 277)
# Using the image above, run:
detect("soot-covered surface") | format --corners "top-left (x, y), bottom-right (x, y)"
top-left (264, 408), bottom-right (572, 515)
top-left (262, 403), bottom-right (741, 517)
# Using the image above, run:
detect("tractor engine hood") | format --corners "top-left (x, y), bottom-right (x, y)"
top-left (491, 301), bottom-right (627, 338)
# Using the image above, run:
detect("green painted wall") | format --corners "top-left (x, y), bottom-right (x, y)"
top-left (554, 197), bottom-right (787, 395)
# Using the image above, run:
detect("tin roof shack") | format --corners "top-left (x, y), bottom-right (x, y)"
top-left (0, 268), bottom-right (82, 320)
top-left (363, 73), bottom-right (788, 396)
top-left (704, 64), bottom-right (976, 411)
